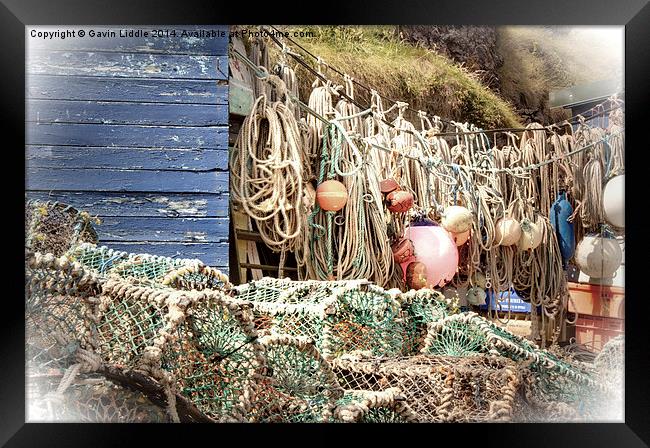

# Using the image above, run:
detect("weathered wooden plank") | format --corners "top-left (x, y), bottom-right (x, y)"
top-left (27, 26), bottom-right (228, 55)
top-left (27, 75), bottom-right (228, 104)
top-left (26, 146), bottom-right (228, 171)
top-left (26, 122), bottom-right (227, 148)
top-left (106, 241), bottom-right (229, 268)
top-left (27, 50), bottom-right (227, 80)
top-left (97, 216), bottom-right (228, 243)
top-left (27, 100), bottom-right (228, 126)
top-left (26, 167), bottom-right (229, 193)
top-left (26, 191), bottom-right (229, 218)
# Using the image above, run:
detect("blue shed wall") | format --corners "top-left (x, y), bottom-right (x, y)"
top-left (25, 25), bottom-right (229, 273)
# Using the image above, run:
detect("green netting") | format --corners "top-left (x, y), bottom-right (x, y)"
top-left (422, 313), bottom-right (596, 383)
top-left (66, 243), bottom-right (232, 292)
top-left (161, 297), bottom-right (263, 421)
top-left (331, 353), bottom-right (521, 422)
top-left (422, 319), bottom-right (488, 357)
top-left (24, 201), bottom-right (618, 423)
top-left (251, 336), bottom-right (344, 422)
top-left (419, 312), bottom-right (605, 421)
top-left (234, 278), bottom-right (457, 360)
top-left (333, 390), bottom-right (416, 423)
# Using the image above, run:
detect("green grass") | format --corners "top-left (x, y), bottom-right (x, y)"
top-left (275, 26), bottom-right (522, 129)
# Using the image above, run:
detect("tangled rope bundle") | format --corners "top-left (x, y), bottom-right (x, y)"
top-left (232, 43), bottom-right (624, 347)
top-left (230, 95), bottom-right (306, 270)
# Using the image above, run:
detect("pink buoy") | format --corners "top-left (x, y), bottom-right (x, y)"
top-left (402, 224), bottom-right (459, 288)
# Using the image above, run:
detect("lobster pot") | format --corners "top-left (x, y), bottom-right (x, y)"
top-left (575, 235), bottom-right (623, 279)
top-left (603, 175), bottom-right (624, 228)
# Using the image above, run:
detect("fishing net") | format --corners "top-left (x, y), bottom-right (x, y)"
top-left (26, 200), bottom-right (98, 256)
top-left (250, 335), bottom-right (344, 422)
top-left (421, 312), bottom-right (596, 381)
top-left (417, 312), bottom-right (608, 422)
top-left (26, 249), bottom-right (259, 423)
top-left (66, 243), bottom-right (232, 291)
top-left (594, 335), bottom-right (624, 394)
top-left (331, 352), bottom-right (521, 422)
top-left (333, 388), bottom-right (419, 423)
top-left (233, 277), bottom-right (457, 359)
top-left (28, 372), bottom-right (170, 423)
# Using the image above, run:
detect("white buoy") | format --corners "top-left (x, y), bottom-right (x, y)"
top-left (518, 218), bottom-right (543, 251)
top-left (466, 287), bottom-right (487, 306)
top-left (603, 175), bottom-right (624, 228)
top-left (575, 235), bottom-right (623, 278)
top-left (495, 217), bottom-right (522, 246)
top-left (441, 205), bottom-right (473, 233)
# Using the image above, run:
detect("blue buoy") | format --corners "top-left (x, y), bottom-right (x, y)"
top-left (550, 191), bottom-right (576, 266)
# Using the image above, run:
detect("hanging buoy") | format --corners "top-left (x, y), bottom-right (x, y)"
top-left (495, 217), bottom-right (521, 246)
top-left (450, 229), bottom-right (470, 246)
top-left (406, 261), bottom-right (428, 290)
top-left (441, 205), bottom-right (473, 233)
top-left (405, 224), bottom-right (458, 288)
top-left (575, 235), bottom-right (623, 278)
top-left (379, 178), bottom-right (400, 194)
top-left (391, 238), bottom-right (415, 264)
top-left (466, 287), bottom-right (487, 306)
top-left (387, 190), bottom-right (414, 213)
top-left (603, 175), bottom-right (625, 228)
top-left (518, 218), bottom-right (543, 251)
top-left (316, 180), bottom-right (348, 211)
top-left (549, 192), bottom-right (576, 263)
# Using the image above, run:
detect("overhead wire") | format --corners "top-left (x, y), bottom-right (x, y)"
top-left (264, 25), bottom-right (624, 138)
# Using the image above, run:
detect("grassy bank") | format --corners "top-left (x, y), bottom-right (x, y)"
top-left (276, 26), bottom-right (522, 129)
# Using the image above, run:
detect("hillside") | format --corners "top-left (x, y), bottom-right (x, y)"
top-left (277, 25), bottom-right (523, 129)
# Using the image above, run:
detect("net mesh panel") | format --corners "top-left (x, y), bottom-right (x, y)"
top-left (26, 253), bottom-right (101, 374)
top-left (28, 373), bottom-right (169, 423)
top-left (333, 389), bottom-right (418, 423)
top-left (420, 313), bottom-right (606, 421)
top-left (161, 297), bottom-right (263, 421)
top-left (250, 337), bottom-right (344, 422)
top-left (234, 278), bottom-right (457, 359)
top-left (96, 292), bottom-right (165, 366)
top-left (26, 200), bottom-right (98, 256)
top-left (67, 243), bottom-right (231, 292)
top-left (422, 319), bottom-right (489, 357)
top-left (332, 354), bottom-right (520, 422)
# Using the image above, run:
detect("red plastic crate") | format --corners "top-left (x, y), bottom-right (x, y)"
top-left (574, 315), bottom-right (624, 351)
top-left (567, 282), bottom-right (625, 319)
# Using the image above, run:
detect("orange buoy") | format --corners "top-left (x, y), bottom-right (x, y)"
top-left (406, 261), bottom-right (428, 290)
top-left (391, 238), bottom-right (415, 264)
top-left (316, 180), bottom-right (348, 212)
top-left (451, 229), bottom-right (470, 246)
top-left (387, 190), bottom-right (414, 213)
top-left (380, 178), bottom-right (400, 194)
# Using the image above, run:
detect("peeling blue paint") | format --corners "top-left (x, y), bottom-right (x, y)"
top-left (25, 25), bottom-right (229, 270)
